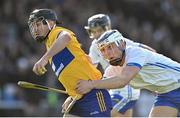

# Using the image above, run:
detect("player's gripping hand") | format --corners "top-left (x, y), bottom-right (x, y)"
top-left (76, 80), bottom-right (94, 94)
top-left (33, 57), bottom-right (48, 76)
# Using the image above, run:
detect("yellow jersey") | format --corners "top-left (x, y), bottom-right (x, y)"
top-left (45, 26), bottom-right (102, 99)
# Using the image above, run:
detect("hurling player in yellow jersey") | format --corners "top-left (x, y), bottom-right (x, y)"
top-left (28, 9), bottom-right (112, 117)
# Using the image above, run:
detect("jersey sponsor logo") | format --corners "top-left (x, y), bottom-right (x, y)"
top-left (51, 47), bottom-right (74, 76)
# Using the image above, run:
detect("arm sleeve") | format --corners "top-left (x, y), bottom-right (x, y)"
top-left (126, 47), bottom-right (148, 69)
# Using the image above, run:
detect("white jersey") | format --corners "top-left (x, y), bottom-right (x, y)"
top-left (89, 34), bottom-right (141, 101)
top-left (125, 46), bottom-right (180, 93)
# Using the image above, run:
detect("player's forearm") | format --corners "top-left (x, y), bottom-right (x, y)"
top-left (43, 31), bottom-right (71, 60)
top-left (91, 66), bottom-right (138, 89)
top-left (91, 76), bottom-right (128, 89)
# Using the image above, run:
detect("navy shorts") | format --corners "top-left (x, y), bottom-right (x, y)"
top-left (111, 93), bottom-right (137, 114)
top-left (69, 89), bottom-right (112, 117)
top-left (154, 87), bottom-right (180, 111)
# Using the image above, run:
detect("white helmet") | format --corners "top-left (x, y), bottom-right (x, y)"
top-left (97, 30), bottom-right (124, 49)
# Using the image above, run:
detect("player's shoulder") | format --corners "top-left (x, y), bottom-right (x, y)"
top-left (126, 46), bottom-right (148, 57)
top-left (122, 37), bottom-right (132, 42)
top-left (90, 39), bottom-right (98, 50)
top-left (126, 45), bottom-right (140, 52)
top-left (55, 26), bottom-right (75, 35)
top-left (91, 39), bottom-right (97, 45)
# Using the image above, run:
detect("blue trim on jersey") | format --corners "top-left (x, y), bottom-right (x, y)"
top-left (175, 67), bottom-right (180, 70)
top-left (156, 62), bottom-right (180, 72)
top-left (126, 63), bottom-right (142, 69)
top-left (145, 62), bottom-right (180, 72)
top-left (52, 47), bottom-right (74, 76)
top-left (145, 63), bottom-right (166, 69)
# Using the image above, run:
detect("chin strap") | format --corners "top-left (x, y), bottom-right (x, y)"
top-left (109, 49), bottom-right (125, 66)
top-left (119, 49), bottom-right (125, 66)
top-left (45, 20), bottom-right (56, 36)
top-left (46, 20), bottom-right (56, 30)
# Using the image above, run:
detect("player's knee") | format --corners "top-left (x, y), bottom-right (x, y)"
top-left (149, 106), bottom-right (178, 117)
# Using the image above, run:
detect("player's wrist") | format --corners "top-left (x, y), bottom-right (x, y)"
top-left (42, 53), bottom-right (51, 60)
top-left (88, 80), bottom-right (95, 89)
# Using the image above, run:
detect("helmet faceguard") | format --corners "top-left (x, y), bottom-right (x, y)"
top-left (28, 17), bottom-right (48, 42)
top-left (97, 30), bottom-right (126, 66)
top-left (28, 9), bottom-right (58, 42)
top-left (84, 14), bottom-right (111, 39)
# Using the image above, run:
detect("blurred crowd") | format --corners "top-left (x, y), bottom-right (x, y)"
top-left (0, 0), bottom-right (180, 116)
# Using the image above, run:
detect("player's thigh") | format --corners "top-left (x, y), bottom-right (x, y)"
top-left (123, 108), bottom-right (133, 117)
top-left (149, 106), bottom-right (178, 117)
top-left (111, 108), bottom-right (133, 117)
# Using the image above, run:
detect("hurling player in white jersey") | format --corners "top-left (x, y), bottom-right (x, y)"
top-left (76, 30), bottom-right (180, 117)
top-left (84, 14), bottom-right (155, 117)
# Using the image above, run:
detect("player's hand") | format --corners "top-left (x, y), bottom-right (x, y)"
top-left (61, 96), bottom-right (73, 113)
top-left (33, 57), bottom-right (48, 76)
top-left (76, 80), bottom-right (94, 94)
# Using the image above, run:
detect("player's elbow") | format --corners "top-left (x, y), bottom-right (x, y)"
top-left (118, 81), bottom-right (127, 88)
